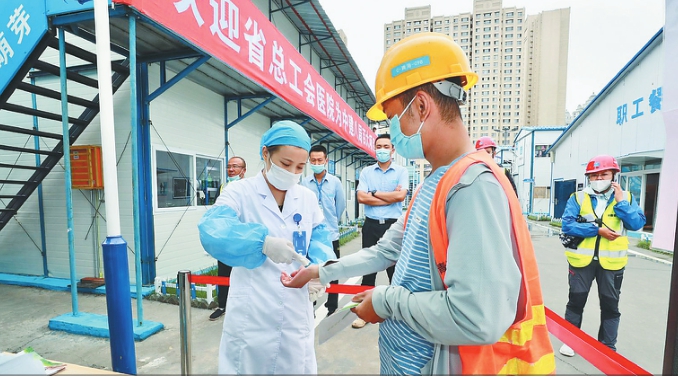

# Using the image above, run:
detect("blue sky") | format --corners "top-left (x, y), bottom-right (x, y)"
top-left (318, 0), bottom-right (665, 114)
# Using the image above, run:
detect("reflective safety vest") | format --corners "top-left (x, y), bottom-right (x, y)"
top-left (565, 191), bottom-right (630, 270)
top-left (405, 151), bottom-right (555, 375)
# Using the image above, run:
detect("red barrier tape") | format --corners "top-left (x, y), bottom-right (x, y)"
top-left (544, 306), bottom-right (651, 375)
top-left (187, 274), bottom-right (651, 375)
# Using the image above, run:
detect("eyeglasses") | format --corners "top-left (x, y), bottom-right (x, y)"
top-left (227, 165), bottom-right (244, 169)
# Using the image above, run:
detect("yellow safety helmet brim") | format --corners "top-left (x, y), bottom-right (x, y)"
top-left (367, 33), bottom-right (478, 121)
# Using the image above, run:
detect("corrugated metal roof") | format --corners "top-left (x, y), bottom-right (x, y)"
top-left (62, 2), bottom-right (376, 159)
top-left (270, 0), bottom-right (376, 114)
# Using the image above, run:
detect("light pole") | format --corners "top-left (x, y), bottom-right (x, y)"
top-left (492, 125), bottom-right (519, 146)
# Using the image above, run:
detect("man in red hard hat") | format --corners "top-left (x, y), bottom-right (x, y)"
top-left (475, 136), bottom-right (518, 197)
top-left (558, 155), bottom-right (646, 357)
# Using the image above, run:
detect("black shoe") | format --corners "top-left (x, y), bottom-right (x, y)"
top-left (209, 308), bottom-right (225, 321)
top-left (326, 308), bottom-right (336, 317)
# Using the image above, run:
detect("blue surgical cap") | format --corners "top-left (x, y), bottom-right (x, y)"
top-left (259, 120), bottom-right (311, 159)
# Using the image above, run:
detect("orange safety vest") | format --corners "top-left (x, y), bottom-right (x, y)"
top-left (404, 151), bottom-right (555, 375)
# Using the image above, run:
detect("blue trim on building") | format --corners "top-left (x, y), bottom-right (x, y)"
top-left (546, 28), bottom-right (664, 155)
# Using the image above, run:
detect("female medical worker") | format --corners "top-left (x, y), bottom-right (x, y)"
top-left (198, 121), bottom-right (334, 375)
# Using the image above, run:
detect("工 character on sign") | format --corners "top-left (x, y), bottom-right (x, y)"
top-left (210, 0), bottom-right (241, 53)
top-left (174, 0), bottom-right (204, 26)
top-left (244, 18), bottom-right (266, 71)
top-left (7, 5), bottom-right (30, 44)
top-left (288, 58), bottom-right (302, 95)
top-left (631, 97), bottom-right (644, 119)
top-left (269, 41), bottom-right (286, 85)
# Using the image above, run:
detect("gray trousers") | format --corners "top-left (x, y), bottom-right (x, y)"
top-left (564, 259), bottom-right (625, 350)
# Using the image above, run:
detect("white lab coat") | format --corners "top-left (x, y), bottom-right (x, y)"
top-left (213, 172), bottom-right (324, 375)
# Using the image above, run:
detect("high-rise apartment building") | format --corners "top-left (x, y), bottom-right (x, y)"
top-left (383, 0), bottom-right (570, 147)
top-left (520, 8), bottom-right (570, 128)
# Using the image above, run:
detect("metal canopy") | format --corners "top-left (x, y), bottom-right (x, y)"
top-left (269, 0), bottom-right (376, 118)
top-left (56, 3), bottom-right (374, 156)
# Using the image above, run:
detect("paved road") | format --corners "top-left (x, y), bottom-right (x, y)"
top-left (0, 221), bottom-right (672, 374)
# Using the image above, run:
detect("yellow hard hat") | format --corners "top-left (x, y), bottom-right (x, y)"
top-left (367, 33), bottom-right (478, 121)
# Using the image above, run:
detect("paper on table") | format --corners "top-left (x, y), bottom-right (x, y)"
top-left (0, 352), bottom-right (46, 375)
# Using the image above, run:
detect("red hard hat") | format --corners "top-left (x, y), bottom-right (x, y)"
top-left (585, 155), bottom-right (620, 174)
top-left (475, 136), bottom-right (497, 150)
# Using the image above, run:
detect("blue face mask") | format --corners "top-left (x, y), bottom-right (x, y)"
top-left (310, 163), bottom-right (326, 174)
top-left (376, 149), bottom-right (392, 163)
top-left (389, 96), bottom-right (426, 160)
top-left (227, 175), bottom-right (241, 182)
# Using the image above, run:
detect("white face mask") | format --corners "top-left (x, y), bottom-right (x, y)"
top-left (590, 179), bottom-right (612, 193)
top-left (265, 158), bottom-right (301, 191)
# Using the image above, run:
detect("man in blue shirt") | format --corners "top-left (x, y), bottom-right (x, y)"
top-left (302, 145), bottom-right (346, 316)
top-left (353, 134), bottom-right (409, 328)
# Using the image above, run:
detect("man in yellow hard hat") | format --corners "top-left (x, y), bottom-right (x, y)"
top-left (282, 33), bottom-right (554, 375)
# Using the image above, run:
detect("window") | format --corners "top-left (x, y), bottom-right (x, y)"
top-left (506, 19), bottom-right (514, 24)
top-left (406, 22), bottom-right (411, 26)
top-left (196, 156), bottom-right (224, 205)
top-left (506, 12), bottom-right (514, 17)
top-left (533, 187), bottom-right (550, 199)
top-left (506, 26), bottom-right (514, 31)
top-left (534, 145), bottom-right (551, 158)
top-left (506, 33), bottom-right (513, 38)
top-left (414, 27), bottom-right (420, 32)
top-left (156, 150), bottom-right (223, 209)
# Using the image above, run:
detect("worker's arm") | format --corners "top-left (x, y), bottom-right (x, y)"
top-left (318, 215), bottom-right (404, 283)
top-left (371, 167), bottom-right (521, 346)
top-left (561, 194), bottom-right (598, 238)
top-left (614, 192), bottom-right (646, 231)
top-left (373, 188), bottom-right (408, 203)
top-left (357, 190), bottom-right (391, 206)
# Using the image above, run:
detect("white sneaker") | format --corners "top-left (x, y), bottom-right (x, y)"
top-left (559, 344), bottom-right (575, 357)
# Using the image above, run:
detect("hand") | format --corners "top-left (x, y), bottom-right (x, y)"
top-left (350, 289), bottom-right (385, 324)
top-left (307, 278), bottom-right (328, 302)
top-left (611, 182), bottom-right (624, 203)
top-left (262, 236), bottom-right (296, 264)
top-left (598, 227), bottom-right (621, 241)
top-left (395, 185), bottom-right (402, 191)
top-left (281, 264), bottom-right (319, 288)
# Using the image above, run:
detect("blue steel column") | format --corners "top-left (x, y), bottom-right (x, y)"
top-left (129, 14), bottom-right (144, 325)
top-left (93, 0), bottom-right (136, 373)
top-left (58, 28), bottom-right (79, 315)
top-left (139, 62), bottom-right (156, 285)
top-left (31, 77), bottom-right (48, 277)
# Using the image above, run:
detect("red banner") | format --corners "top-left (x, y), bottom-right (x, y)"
top-left (114, 0), bottom-right (376, 156)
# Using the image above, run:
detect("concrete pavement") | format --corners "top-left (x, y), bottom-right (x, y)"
top-left (0, 221), bottom-right (673, 374)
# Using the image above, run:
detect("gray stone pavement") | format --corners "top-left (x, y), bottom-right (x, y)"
top-left (0, 221), bottom-right (673, 375)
